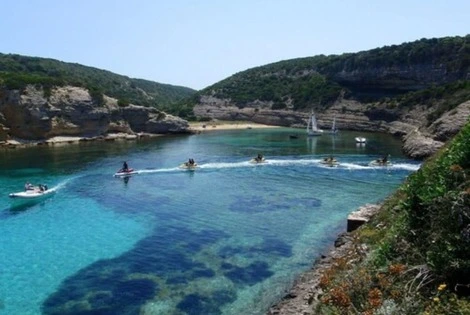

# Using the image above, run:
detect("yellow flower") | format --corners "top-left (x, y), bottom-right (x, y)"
top-left (433, 297), bottom-right (440, 303)
top-left (438, 284), bottom-right (447, 291)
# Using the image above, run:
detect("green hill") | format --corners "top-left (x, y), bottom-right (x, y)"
top-left (191, 35), bottom-right (470, 113)
top-left (0, 53), bottom-right (196, 112)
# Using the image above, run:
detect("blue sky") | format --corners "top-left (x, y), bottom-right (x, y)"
top-left (1, 0), bottom-right (468, 90)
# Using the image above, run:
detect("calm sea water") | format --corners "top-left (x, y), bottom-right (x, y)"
top-left (0, 128), bottom-right (420, 315)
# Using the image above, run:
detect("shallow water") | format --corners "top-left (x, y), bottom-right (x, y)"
top-left (0, 128), bottom-right (420, 315)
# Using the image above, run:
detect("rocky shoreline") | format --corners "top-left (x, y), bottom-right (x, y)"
top-left (0, 122), bottom-right (279, 149)
top-left (0, 132), bottom-right (163, 149)
top-left (267, 204), bottom-right (381, 315)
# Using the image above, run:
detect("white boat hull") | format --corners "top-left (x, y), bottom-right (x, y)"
top-left (308, 130), bottom-right (323, 136)
top-left (114, 170), bottom-right (138, 177)
top-left (369, 160), bottom-right (392, 167)
top-left (250, 158), bottom-right (266, 164)
top-left (320, 160), bottom-right (339, 167)
top-left (179, 163), bottom-right (198, 170)
top-left (9, 189), bottom-right (55, 199)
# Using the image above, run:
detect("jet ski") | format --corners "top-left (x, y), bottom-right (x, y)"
top-left (320, 157), bottom-right (339, 167)
top-left (179, 162), bottom-right (198, 170)
top-left (369, 160), bottom-right (392, 167)
top-left (369, 155), bottom-right (392, 167)
top-left (250, 156), bottom-right (266, 164)
top-left (114, 168), bottom-right (138, 177)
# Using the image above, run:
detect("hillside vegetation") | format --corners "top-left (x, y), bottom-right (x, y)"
top-left (191, 35), bottom-right (470, 116)
top-left (315, 121), bottom-right (470, 314)
top-left (0, 53), bottom-right (196, 113)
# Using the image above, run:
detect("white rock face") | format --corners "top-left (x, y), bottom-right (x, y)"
top-left (0, 85), bottom-right (189, 141)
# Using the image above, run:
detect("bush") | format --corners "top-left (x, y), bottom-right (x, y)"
top-left (118, 98), bottom-right (130, 107)
top-left (402, 122), bottom-right (470, 285)
top-left (87, 86), bottom-right (105, 106)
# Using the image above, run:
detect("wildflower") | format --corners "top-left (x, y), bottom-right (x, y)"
top-left (433, 297), bottom-right (440, 303)
top-left (438, 284), bottom-right (447, 291)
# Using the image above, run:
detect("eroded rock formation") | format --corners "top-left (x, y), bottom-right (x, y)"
top-left (0, 85), bottom-right (189, 143)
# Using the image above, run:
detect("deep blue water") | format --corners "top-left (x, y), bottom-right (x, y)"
top-left (0, 128), bottom-right (420, 315)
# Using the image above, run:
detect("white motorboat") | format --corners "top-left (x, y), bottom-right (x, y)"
top-left (9, 186), bottom-right (54, 198)
top-left (355, 137), bottom-right (366, 143)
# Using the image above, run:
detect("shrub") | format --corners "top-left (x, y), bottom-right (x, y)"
top-left (118, 98), bottom-right (130, 107)
top-left (402, 122), bottom-right (470, 286)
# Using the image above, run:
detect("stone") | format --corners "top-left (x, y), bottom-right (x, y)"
top-left (347, 204), bottom-right (381, 232)
top-left (402, 129), bottom-right (444, 159)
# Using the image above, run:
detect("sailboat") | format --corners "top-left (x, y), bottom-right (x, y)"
top-left (307, 112), bottom-right (323, 136)
top-left (326, 116), bottom-right (338, 135)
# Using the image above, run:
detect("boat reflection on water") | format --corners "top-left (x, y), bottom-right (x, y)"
top-left (307, 136), bottom-right (318, 153)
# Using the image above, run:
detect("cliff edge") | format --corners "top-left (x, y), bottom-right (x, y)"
top-left (0, 85), bottom-right (189, 144)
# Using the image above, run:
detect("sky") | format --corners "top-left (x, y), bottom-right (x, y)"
top-left (1, 0), bottom-right (469, 90)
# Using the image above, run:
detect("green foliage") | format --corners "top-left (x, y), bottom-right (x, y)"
top-left (188, 35), bottom-right (470, 115)
top-left (0, 53), bottom-right (196, 109)
top-left (402, 122), bottom-right (470, 284)
top-left (425, 284), bottom-right (470, 314)
top-left (117, 98), bottom-right (130, 107)
top-left (87, 85), bottom-right (104, 106)
top-left (386, 80), bottom-right (470, 123)
top-left (0, 72), bottom-right (64, 90)
top-left (161, 101), bottom-right (196, 120)
top-left (201, 71), bottom-right (342, 111)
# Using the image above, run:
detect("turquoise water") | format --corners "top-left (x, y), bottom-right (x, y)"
top-left (0, 128), bottom-right (420, 315)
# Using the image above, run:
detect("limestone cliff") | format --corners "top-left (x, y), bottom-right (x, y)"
top-left (0, 85), bottom-right (189, 143)
top-left (193, 94), bottom-right (470, 159)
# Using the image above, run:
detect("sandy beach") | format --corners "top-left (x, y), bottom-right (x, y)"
top-left (189, 121), bottom-right (281, 132)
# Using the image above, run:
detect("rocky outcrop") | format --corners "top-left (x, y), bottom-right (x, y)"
top-left (402, 129), bottom-right (444, 159)
top-left (347, 204), bottom-right (381, 232)
top-left (0, 85), bottom-right (189, 143)
top-left (428, 100), bottom-right (470, 141)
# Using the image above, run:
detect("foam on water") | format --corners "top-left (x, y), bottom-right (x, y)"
top-left (111, 159), bottom-right (421, 175)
